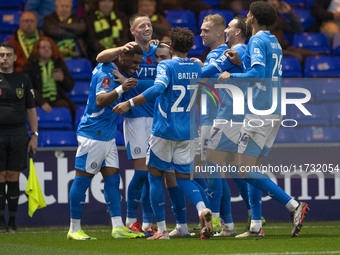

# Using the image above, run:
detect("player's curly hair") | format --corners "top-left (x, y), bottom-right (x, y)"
top-left (250, 1), bottom-right (277, 27)
top-left (122, 45), bottom-right (143, 57)
top-left (169, 27), bottom-right (194, 53)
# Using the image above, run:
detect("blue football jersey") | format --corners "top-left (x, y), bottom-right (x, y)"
top-left (123, 44), bottom-right (158, 118)
top-left (77, 62), bottom-right (120, 141)
top-left (151, 57), bottom-right (202, 140)
top-left (214, 43), bottom-right (247, 122)
top-left (200, 44), bottom-right (229, 126)
top-left (243, 31), bottom-right (282, 114)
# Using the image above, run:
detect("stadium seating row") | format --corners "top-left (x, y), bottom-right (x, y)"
top-left (35, 126), bottom-right (340, 147)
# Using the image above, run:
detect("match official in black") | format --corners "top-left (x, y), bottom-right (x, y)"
top-left (0, 42), bottom-right (38, 233)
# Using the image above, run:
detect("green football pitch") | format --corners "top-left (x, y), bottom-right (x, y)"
top-left (0, 222), bottom-right (339, 255)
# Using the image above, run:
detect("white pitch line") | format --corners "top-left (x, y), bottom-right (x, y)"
top-left (210, 251), bottom-right (340, 255)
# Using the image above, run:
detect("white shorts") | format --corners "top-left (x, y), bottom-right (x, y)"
top-left (123, 117), bottom-right (153, 160)
top-left (146, 135), bottom-right (195, 174)
top-left (198, 125), bottom-right (213, 161)
top-left (75, 136), bottom-right (119, 174)
top-left (238, 114), bottom-right (282, 157)
top-left (207, 119), bottom-right (241, 152)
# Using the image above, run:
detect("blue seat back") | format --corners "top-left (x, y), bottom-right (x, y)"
top-left (0, 10), bottom-right (21, 32)
top-left (304, 56), bottom-right (340, 77)
top-left (293, 33), bottom-right (330, 53)
top-left (37, 107), bottom-right (73, 129)
top-left (39, 130), bottom-right (78, 147)
top-left (316, 79), bottom-right (340, 103)
top-left (289, 103), bottom-right (330, 126)
top-left (68, 81), bottom-right (90, 103)
top-left (293, 8), bottom-right (314, 30)
top-left (188, 35), bottom-right (207, 57)
top-left (275, 128), bottom-right (299, 143)
top-left (282, 57), bottom-right (302, 77)
top-left (198, 10), bottom-right (234, 27)
top-left (299, 127), bottom-right (340, 143)
top-left (166, 10), bottom-right (197, 32)
top-left (65, 58), bottom-right (93, 80)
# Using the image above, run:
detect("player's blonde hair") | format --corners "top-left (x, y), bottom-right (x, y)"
top-left (202, 14), bottom-right (226, 31)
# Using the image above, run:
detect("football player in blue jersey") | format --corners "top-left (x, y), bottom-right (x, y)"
top-left (67, 45), bottom-right (145, 240)
top-left (219, 1), bottom-right (309, 238)
top-left (113, 27), bottom-right (213, 240)
top-left (198, 15), bottom-right (253, 237)
top-left (97, 13), bottom-right (158, 234)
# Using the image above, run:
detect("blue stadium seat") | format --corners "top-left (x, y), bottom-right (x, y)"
top-left (305, 0), bottom-right (315, 8)
top-left (275, 128), bottom-right (299, 143)
top-left (316, 79), bottom-right (340, 103)
top-left (284, 0), bottom-right (305, 8)
top-left (116, 130), bottom-right (124, 146)
top-left (293, 33), bottom-right (331, 53)
top-left (65, 58), bottom-right (93, 80)
top-left (188, 35), bottom-right (207, 57)
top-left (201, 0), bottom-right (219, 7)
top-left (289, 103), bottom-right (330, 126)
top-left (304, 56), bottom-right (340, 77)
top-left (281, 78), bottom-right (317, 103)
top-left (330, 103), bottom-right (340, 126)
top-left (282, 57), bottom-right (302, 77)
top-left (68, 81), bottom-right (90, 104)
top-left (293, 8), bottom-right (314, 30)
top-left (198, 10), bottom-right (234, 27)
top-left (166, 10), bottom-right (197, 32)
top-left (39, 130), bottom-right (78, 147)
top-left (332, 33), bottom-right (340, 55)
top-left (37, 107), bottom-right (73, 129)
top-left (0, 0), bottom-right (23, 9)
top-left (240, 10), bottom-right (248, 17)
top-left (74, 105), bottom-right (86, 130)
top-left (298, 127), bottom-right (340, 143)
top-left (0, 33), bottom-right (12, 42)
top-left (0, 10), bottom-right (21, 33)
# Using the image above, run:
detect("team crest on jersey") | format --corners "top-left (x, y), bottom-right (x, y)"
top-left (16, 88), bottom-right (24, 99)
top-left (134, 147), bottom-right (141, 154)
top-left (254, 48), bottom-right (260, 54)
top-left (101, 77), bottom-right (110, 88)
top-left (91, 162), bottom-right (98, 169)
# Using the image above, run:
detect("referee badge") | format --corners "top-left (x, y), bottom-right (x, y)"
top-left (16, 88), bottom-right (24, 99)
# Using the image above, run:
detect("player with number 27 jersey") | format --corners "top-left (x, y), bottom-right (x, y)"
top-left (151, 57), bottom-right (202, 140)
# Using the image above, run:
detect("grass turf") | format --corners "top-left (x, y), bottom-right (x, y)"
top-left (0, 222), bottom-right (339, 255)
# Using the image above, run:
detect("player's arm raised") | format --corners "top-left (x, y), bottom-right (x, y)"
top-left (96, 42), bottom-right (138, 63)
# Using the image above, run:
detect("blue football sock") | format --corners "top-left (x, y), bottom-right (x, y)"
top-left (104, 173), bottom-right (121, 217)
top-left (244, 170), bottom-right (291, 205)
top-left (148, 173), bottom-right (165, 222)
top-left (141, 179), bottom-right (153, 223)
top-left (176, 178), bottom-right (203, 207)
top-left (192, 180), bottom-right (210, 208)
top-left (127, 170), bottom-right (148, 219)
top-left (206, 162), bottom-right (222, 214)
top-left (233, 177), bottom-right (250, 210)
top-left (220, 178), bottom-right (233, 224)
top-left (248, 183), bottom-right (262, 220)
top-left (193, 172), bottom-right (208, 190)
top-left (69, 176), bottom-right (91, 219)
top-left (167, 186), bottom-right (187, 224)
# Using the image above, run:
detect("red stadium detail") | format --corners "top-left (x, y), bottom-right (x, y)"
top-left (101, 77), bottom-right (110, 88)
top-left (146, 56), bottom-right (152, 65)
